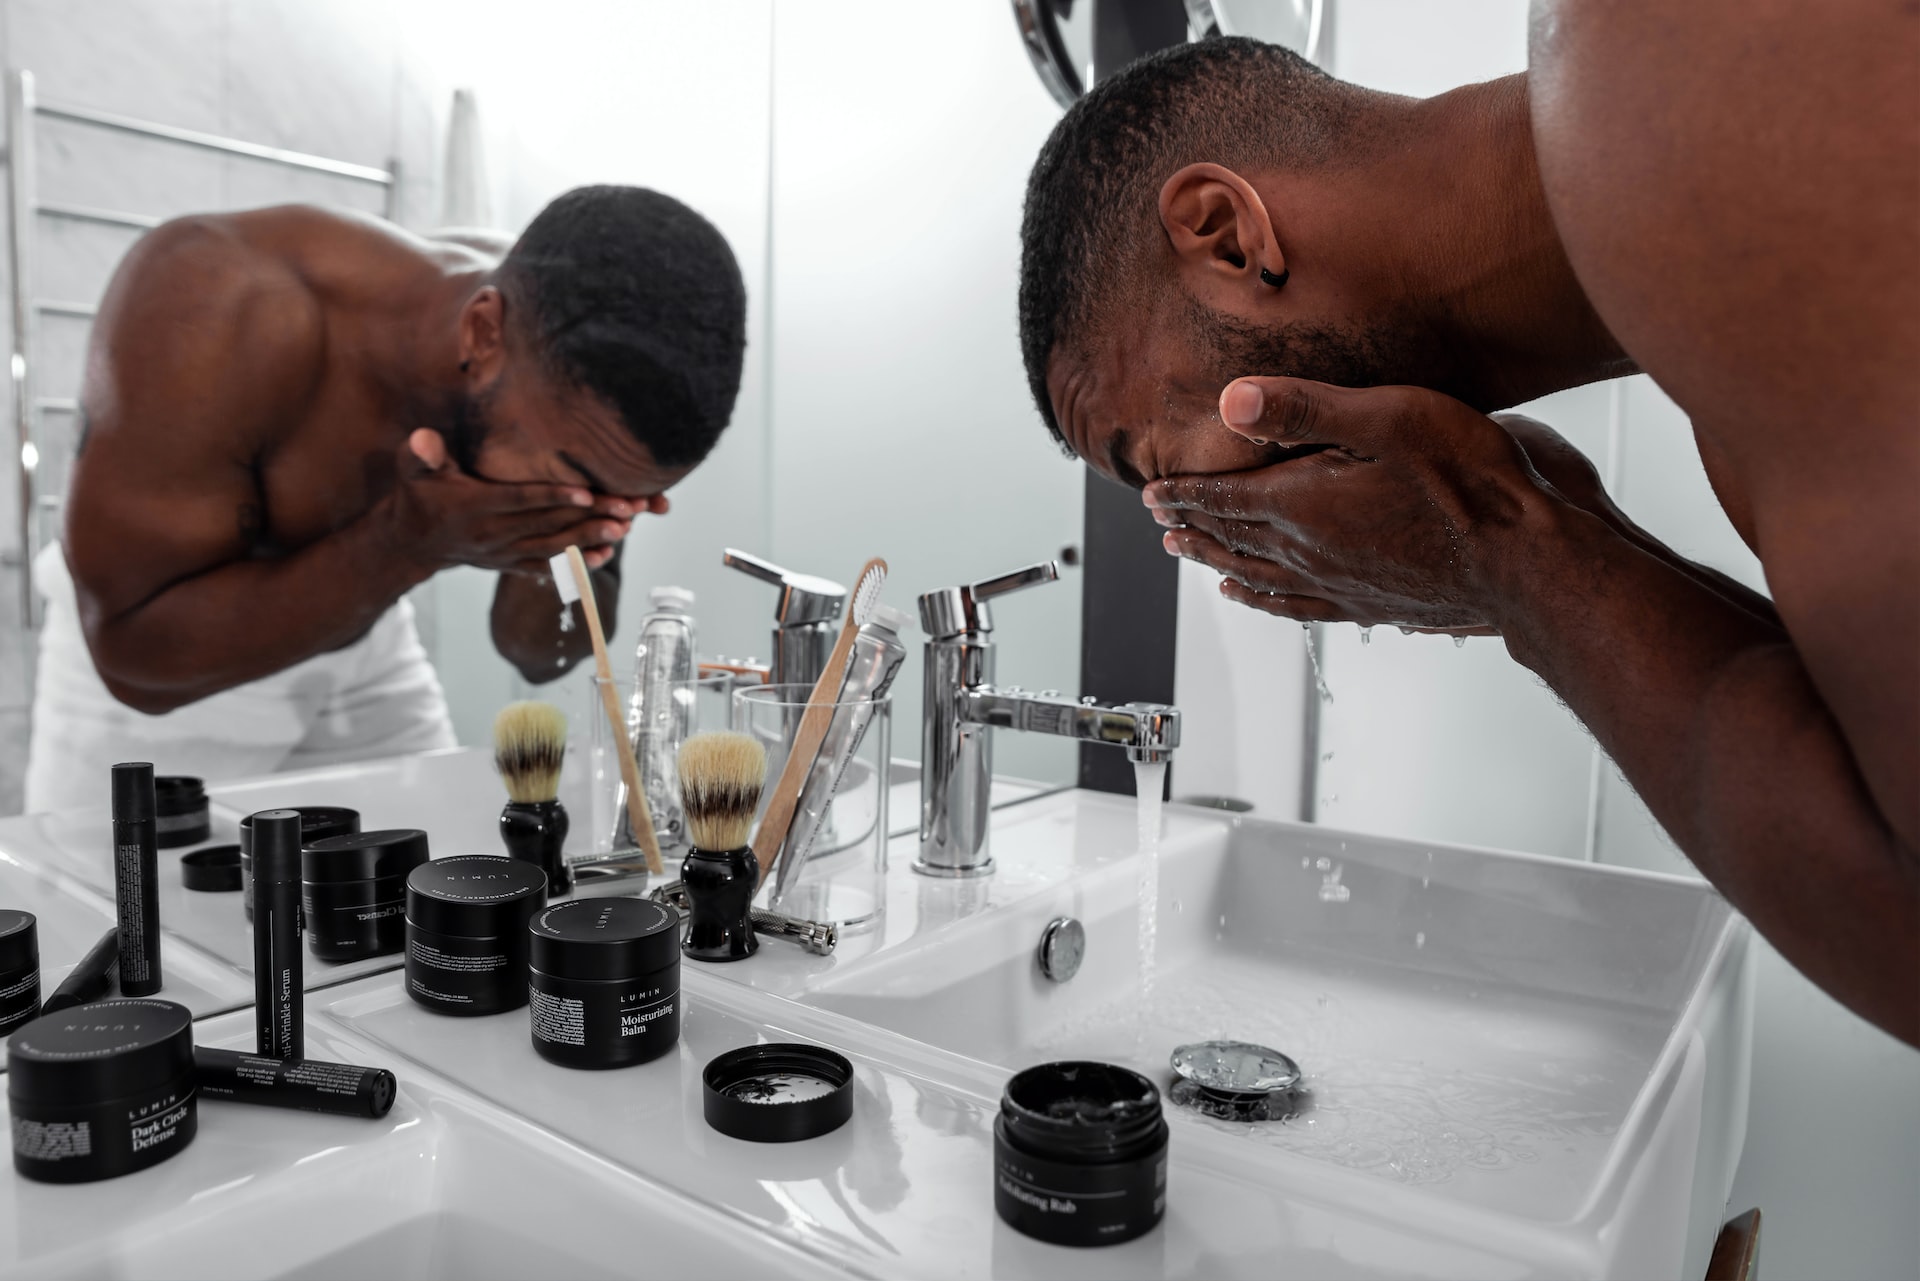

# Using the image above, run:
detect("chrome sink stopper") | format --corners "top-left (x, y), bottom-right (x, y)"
top-left (1168, 1041), bottom-right (1302, 1122)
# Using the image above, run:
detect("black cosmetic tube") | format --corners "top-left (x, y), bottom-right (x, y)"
top-left (250, 810), bottom-right (304, 1060)
top-left (194, 1047), bottom-right (396, 1120)
top-left (39, 926), bottom-right (118, 1015)
top-left (111, 763), bottom-right (161, 996)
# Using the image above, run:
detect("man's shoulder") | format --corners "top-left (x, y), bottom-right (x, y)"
top-left (100, 210), bottom-right (328, 393)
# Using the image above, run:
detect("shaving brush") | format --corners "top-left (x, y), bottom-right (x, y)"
top-left (494, 701), bottom-right (572, 896)
top-left (677, 732), bottom-right (768, 962)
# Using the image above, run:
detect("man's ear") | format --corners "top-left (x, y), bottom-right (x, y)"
top-left (1158, 163), bottom-right (1286, 299)
top-left (457, 286), bottom-right (508, 385)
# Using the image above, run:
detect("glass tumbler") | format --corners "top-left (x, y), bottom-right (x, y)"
top-left (732, 682), bottom-right (891, 934)
top-left (581, 673), bottom-right (733, 871)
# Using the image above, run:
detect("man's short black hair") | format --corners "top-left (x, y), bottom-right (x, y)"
top-left (501, 185), bottom-right (747, 469)
top-left (1018, 38), bottom-right (1355, 446)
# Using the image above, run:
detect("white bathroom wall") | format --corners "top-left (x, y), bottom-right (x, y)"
top-left (763, 3), bottom-right (1086, 784)
top-left (390, 1), bottom-right (777, 748)
top-left (1169, 3), bottom-right (1920, 1277)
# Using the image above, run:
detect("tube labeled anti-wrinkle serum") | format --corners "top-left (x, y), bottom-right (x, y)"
top-left (111, 763), bottom-right (161, 996)
top-left (249, 810), bottom-right (305, 1060)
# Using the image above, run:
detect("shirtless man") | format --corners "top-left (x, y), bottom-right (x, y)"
top-left (26, 185), bottom-right (747, 811)
top-left (1019, 8), bottom-right (1918, 1043)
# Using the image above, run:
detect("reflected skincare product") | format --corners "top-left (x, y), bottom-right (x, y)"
top-left (152, 775), bottom-right (210, 849)
top-left (302, 829), bottom-right (431, 962)
top-left (111, 763), bottom-right (162, 997)
top-left (492, 701), bottom-right (573, 897)
top-left (615, 585), bottom-right (697, 852)
top-left (528, 898), bottom-right (680, 1069)
top-left (249, 810), bottom-right (304, 1060)
top-left (240, 806), bottom-right (359, 920)
top-left (39, 925), bottom-right (116, 1015)
top-left (194, 1047), bottom-right (396, 1119)
top-left (0, 910), bottom-right (39, 1036)
top-left (404, 855), bottom-right (546, 1016)
top-left (993, 1061), bottom-right (1168, 1247)
top-left (8, 998), bottom-right (197, 1183)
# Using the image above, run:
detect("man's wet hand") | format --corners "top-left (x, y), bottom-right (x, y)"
top-left (383, 430), bottom-right (635, 574)
top-left (1141, 378), bottom-right (1568, 633)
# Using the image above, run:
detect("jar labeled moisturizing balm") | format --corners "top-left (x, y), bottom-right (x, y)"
top-left (527, 898), bottom-right (680, 1069)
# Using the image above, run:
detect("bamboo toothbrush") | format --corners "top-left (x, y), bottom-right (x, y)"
top-left (554, 546), bottom-right (665, 876)
top-left (751, 557), bottom-right (888, 884)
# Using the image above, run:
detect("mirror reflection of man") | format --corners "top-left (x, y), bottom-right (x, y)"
top-left (27, 185), bottom-right (747, 812)
top-left (1020, 15), bottom-right (1918, 1043)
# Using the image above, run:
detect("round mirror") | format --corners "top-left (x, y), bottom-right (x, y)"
top-left (1014, 0), bottom-right (1325, 110)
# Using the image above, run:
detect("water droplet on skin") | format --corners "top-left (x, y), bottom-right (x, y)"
top-left (1454, 635), bottom-right (1466, 649)
top-left (1359, 625), bottom-right (1372, 645)
top-left (1400, 626), bottom-right (1416, 636)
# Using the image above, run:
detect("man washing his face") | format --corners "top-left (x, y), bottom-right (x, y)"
top-left (27, 185), bottom-right (747, 811)
top-left (1021, 10), bottom-right (1918, 1044)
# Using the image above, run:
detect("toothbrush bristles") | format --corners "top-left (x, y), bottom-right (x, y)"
top-left (852, 563), bottom-right (887, 625)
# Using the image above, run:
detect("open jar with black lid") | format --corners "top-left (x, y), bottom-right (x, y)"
top-left (993, 1061), bottom-right (1168, 1247)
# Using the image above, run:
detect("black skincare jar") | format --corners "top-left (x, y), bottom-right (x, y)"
top-left (0, 910), bottom-right (39, 1036)
top-left (527, 898), bottom-right (680, 1069)
top-left (404, 855), bottom-right (546, 1016)
top-left (993, 1061), bottom-right (1169, 1247)
top-left (8, 998), bottom-right (197, 1183)
top-left (152, 776), bottom-right (210, 849)
top-left (302, 829), bottom-right (431, 963)
top-left (240, 806), bottom-right (360, 920)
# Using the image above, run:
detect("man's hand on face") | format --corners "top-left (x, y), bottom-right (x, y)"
top-left (1141, 379), bottom-right (1591, 635)
top-left (387, 429), bottom-right (664, 574)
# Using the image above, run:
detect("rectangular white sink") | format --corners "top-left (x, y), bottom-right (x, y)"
top-left (803, 792), bottom-right (1753, 1280)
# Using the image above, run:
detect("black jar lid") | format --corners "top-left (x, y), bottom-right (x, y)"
top-left (238, 806), bottom-right (360, 857)
top-left (0, 909), bottom-right (36, 972)
top-left (530, 898), bottom-right (679, 981)
top-left (152, 776), bottom-right (206, 817)
top-left (304, 829), bottom-right (431, 884)
top-left (181, 845), bottom-right (243, 892)
top-left (7, 998), bottom-right (194, 1107)
top-left (406, 855), bottom-right (547, 937)
top-left (703, 1043), bottom-right (854, 1143)
top-left (1000, 1061), bottom-right (1165, 1160)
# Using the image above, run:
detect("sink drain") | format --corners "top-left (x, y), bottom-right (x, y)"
top-left (1168, 1040), bottom-right (1303, 1122)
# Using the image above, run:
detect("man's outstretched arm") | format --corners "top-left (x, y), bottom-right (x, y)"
top-left (1147, 378), bottom-right (1919, 1044)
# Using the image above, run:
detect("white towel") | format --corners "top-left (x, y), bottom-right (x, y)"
top-left (25, 542), bottom-right (457, 813)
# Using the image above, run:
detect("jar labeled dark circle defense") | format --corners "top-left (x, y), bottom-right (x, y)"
top-left (240, 806), bottom-right (360, 920)
top-left (993, 1061), bottom-right (1168, 1247)
top-left (153, 776), bottom-right (210, 849)
top-left (8, 998), bottom-right (197, 1183)
top-left (302, 829), bottom-right (432, 963)
top-left (527, 898), bottom-right (680, 1069)
top-left (0, 910), bottom-right (40, 1037)
top-left (404, 855), bottom-right (546, 1016)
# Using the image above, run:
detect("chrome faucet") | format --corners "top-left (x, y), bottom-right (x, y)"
top-left (916, 560), bottom-right (1180, 878)
top-left (722, 549), bottom-right (847, 687)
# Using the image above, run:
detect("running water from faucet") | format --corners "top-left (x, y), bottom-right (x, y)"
top-left (1133, 759), bottom-right (1167, 1048)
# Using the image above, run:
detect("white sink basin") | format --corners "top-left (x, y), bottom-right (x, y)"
top-left (803, 793), bottom-right (1753, 1279)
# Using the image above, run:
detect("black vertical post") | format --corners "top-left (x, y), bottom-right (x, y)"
top-left (1077, 472), bottom-right (1178, 795)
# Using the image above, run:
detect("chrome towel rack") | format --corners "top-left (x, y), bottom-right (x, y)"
top-left (2, 68), bottom-right (400, 625)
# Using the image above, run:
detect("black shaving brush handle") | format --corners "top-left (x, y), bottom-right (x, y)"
top-left (681, 846), bottom-right (759, 962)
top-left (500, 801), bottom-right (572, 896)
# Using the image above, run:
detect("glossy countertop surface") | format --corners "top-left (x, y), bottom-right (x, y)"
top-left (0, 753), bottom-right (1753, 1280)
